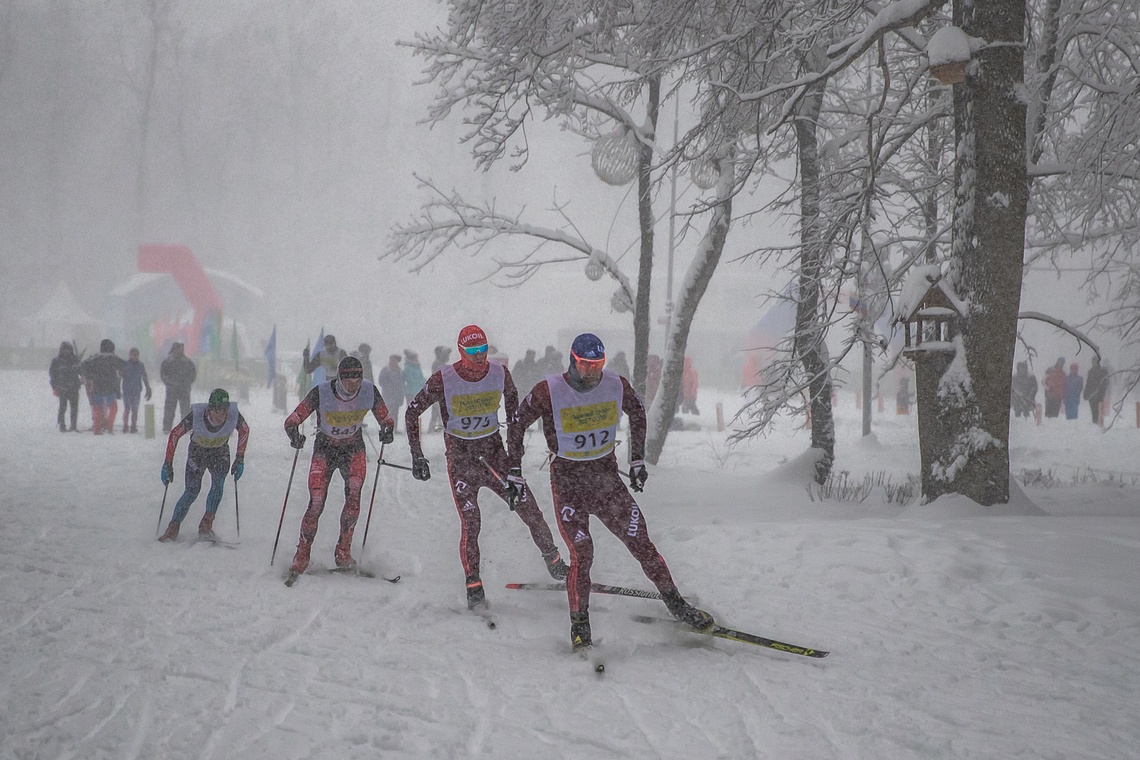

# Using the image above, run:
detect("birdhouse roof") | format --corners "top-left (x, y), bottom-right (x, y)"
top-left (894, 264), bottom-right (968, 323)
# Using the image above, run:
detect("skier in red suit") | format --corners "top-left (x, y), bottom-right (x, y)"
top-left (284, 355), bottom-right (394, 576)
top-left (508, 333), bottom-right (712, 652)
top-left (405, 324), bottom-right (568, 612)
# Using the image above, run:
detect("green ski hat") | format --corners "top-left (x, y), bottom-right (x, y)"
top-left (208, 388), bottom-right (230, 408)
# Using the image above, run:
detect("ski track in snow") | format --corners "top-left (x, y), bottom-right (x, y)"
top-left (1, 369), bottom-right (1139, 758)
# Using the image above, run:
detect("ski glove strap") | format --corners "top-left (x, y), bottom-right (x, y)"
top-left (505, 467), bottom-right (527, 511)
top-left (629, 460), bottom-right (648, 492)
top-left (379, 423), bottom-right (395, 445)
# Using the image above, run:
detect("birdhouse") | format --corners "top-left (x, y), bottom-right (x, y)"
top-left (893, 270), bottom-right (966, 360)
top-left (927, 26), bottom-right (972, 85)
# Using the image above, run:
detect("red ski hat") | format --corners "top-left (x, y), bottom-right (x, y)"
top-left (457, 325), bottom-right (488, 352)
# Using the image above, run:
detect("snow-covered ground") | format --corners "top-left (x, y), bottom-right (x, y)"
top-left (2, 368), bottom-right (1138, 759)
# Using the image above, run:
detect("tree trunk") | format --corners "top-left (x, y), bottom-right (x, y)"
top-left (919, 0), bottom-right (1028, 505)
top-left (645, 146), bottom-right (734, 464)
top-left (631, 75), bottom-right (660, 401)
top-left (794, 76), bottom-right (835, 485)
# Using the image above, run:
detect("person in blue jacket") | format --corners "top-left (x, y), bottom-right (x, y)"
top-left (121, 348), bottom-right (153, 433)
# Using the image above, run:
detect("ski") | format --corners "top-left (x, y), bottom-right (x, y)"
top-left (631, 615), bottom-right (829, 658)
top-left (189, 536), bottom-right (239, 550)
top-left (283, 567), bottom-right (401, 587)
top-left (506, 581), bottom-right (665, 601)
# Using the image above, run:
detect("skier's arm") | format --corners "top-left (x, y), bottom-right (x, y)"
top-left (284, 386), bottom-right (320, 435)
top-left (405, 372), bottom-right (444, 460)
top-left (370, 386), bottom-right (395, 441)
top-left (620, 376), bottom-right (647, 463)
top-left (234, 414), bottom-right (250, 460)
top-left (164, 415), bottom-right (193, 463)
top-left (508, 380), bottom-right (549, 468)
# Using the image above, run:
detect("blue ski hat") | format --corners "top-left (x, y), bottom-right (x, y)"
top-left (570, 333), bottom-right (605, 361)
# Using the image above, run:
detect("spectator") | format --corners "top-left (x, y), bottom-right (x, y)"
top-left (681, 356), bottom-right (700, 415)
top-left (303, 334), bottom-right (347, 383)
top-left (49, 341), bottom-right (82, 432)
top-left (81, 339), bottom-right (126, 435)
top-left (161, 342), bottom-right (197, 433)
top-left (403, 349), bottom-right (427, 401)
top-left (377, 354), bottom-right (405, 431)
top-left (1042, 358), bottom-right (1065, 419)
top-left (1063, 362), bottom-right (1084, 420)
top-left (121, 348), bottom-right (153, 433)
top-left (511, 348), bottom-right (541, 397)
top-left (646, 354), bottom-right (663, 408)
top-left (355, 343), bottom-right (375, 384)
top-left (608, 351), bottom-right (630, 380)
top-left (1084, 355), bottom-right (1109, 425)
top-left (1011, 361), bottom-right (1038, 419)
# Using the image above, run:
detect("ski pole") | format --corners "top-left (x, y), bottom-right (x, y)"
top-left (271, 448), bottom-right (301, 566)
top-left (156, 482), bottom-right (170, 536)
top-left (479, 456), bottom-right (517, 511)
top-left (378, 459), bottom-right (414, 472)
top-left (233, 477), bottom-right (241, 539)
top-left (362, 442), bottom-right (384, 549)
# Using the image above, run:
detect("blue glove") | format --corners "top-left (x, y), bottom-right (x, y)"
top-left (231, 459), bottom-right (244, 481)
top-left (161, 461), bottom-right (174, 486)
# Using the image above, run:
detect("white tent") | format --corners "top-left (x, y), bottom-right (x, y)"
top-left (29, 283), bottom-right (102, 349)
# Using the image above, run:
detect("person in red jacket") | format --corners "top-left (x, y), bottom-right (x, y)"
top-left (284, 356), bottom-right (395, 578)
top-left (508, 333), bottom-right (712, 653)
top-left (405, 325), bottom-right (568, 612)
top-left (159, 388), bottom-right (249, 542)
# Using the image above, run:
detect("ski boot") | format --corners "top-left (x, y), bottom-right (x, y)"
top-left (466, 579), bottom-right (487, 611)
top-left (198, 512), bottom-right (217, 541)
top-left (158, 521), bottom-right (180, 543)
top-left (542, 549), bottom-right (569, 580)
top-left (570, 611), bottom-right (592, 653)
top-left (334, 539), bottom-right (357, 570)
top-left (663, 589), bottom-right (715, 632)
top-left (290, 539), bottom-right (312, 576)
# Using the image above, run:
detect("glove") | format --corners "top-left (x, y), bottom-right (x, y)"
top-left (160, 461), bottom-right (174, 486)
top-left (412, 457), bottom-right (431, 481)
top-left (287, 427), bottom-right (306, 449)
top-left (629, 460), bottom-right (648, 492)
top-left (379, 424), bottom-right (395, 445)
top-left (231, 459), bottom-right (244, 481)
top-left (504, 467), bottom-right (527, 511)
top-left (145, 388), bottom-right (152, 401)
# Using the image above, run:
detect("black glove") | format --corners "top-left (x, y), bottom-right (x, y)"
top-left (412, 457), bottom-right (431, 481)
top-left (504, 467), bottom-right (527, 511)
top-left (287, 427), bottom-right (306, 449)
top-left (629, 460), bottom-right (648, 492)
top-left (379, 424), bottom-right (395, 445)
top-left (145, 387), bottom-right (152, 401)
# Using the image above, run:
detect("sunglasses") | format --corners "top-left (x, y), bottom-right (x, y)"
top-left (573, 353), bottom-right (606, 369)
top-left (463, 344), bottom-right (489, 356)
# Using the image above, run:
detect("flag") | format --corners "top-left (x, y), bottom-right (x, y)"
top-left (264, 326), bottom-right (277, 388)
top-left (231, 322), bottom-right (240, 371)
top-left (312, 327), bottom-right (326, 384)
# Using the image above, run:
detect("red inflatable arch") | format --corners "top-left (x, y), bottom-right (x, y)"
top-left (137, 244), bottom-right (223, 357)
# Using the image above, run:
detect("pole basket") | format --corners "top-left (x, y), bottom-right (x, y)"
top-left (591, 127), bottom-right (639, 186)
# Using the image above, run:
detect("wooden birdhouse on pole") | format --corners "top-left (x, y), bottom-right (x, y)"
top-left (927, 26), bottom-right (973, 85)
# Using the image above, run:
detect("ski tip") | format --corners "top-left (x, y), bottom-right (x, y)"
top-left (504, 583), bottom-right (523, 589)
top-left (385, 575), bottom-right (401, 584)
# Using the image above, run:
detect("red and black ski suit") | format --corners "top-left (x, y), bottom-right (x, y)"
top-left (508, 373), bottom-right (679, 616)
top-left (284, 381), bottom-right (394, 569)
top-left (405, 361), bottom-right (561, 588)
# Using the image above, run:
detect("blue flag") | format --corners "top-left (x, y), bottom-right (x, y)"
top-left (264, 325), bottom-right (277, 388)
top-left (312, 327), bottom-right (326, 385)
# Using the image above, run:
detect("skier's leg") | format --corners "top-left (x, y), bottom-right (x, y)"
top-left (170, 451), bottom-right (207, 527)
top-left (335, 446), bottom-right (367, 566)
top-left (292, 450), bottom-right (333, 573)
top-left (446, 458), bottom-right (484, 593)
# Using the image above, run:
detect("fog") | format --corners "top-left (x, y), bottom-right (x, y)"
top-left (0, 1), bottom-right (1123, 391)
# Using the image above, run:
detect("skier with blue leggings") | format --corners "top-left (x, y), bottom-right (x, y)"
top-left (158, 388), bottom-right (249, 542)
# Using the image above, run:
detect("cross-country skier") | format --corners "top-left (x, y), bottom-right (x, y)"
top-left (284, 355), bottom-right (394, 576)
top-left (405, 324), bottom-right (568, 612)
top-left (507, 333), bottom-right (713, 652)
top-left (159, 388), bottom-right (249, 542)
